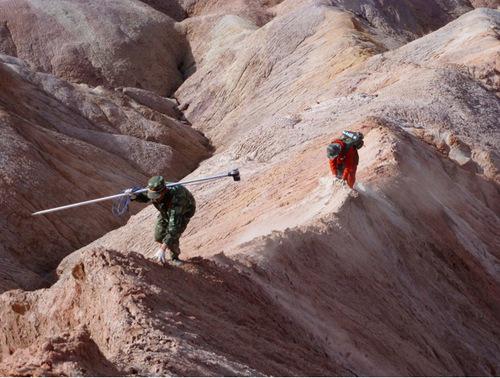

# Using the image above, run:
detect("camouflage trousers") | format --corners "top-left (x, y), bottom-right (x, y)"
top-left (154, 208), bottom-right (195, 259)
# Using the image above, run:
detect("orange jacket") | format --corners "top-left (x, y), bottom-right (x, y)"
top-left (328, 139), bottom-right (359, 188)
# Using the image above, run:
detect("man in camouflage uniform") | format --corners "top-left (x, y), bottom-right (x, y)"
top-left (129, 176), bottom-right (196, 266)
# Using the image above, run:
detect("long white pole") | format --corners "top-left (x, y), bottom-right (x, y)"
top-left (32, 169), bottom-right (239, 216)
top-left (166, 172), bottom-right (235, 187)
top-left (31, 190), bottom-right (148, 216)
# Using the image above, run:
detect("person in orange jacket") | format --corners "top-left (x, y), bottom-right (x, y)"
top-left (327, 138), bottom-right (359, 188)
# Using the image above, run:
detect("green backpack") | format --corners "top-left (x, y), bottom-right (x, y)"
top-left (341, 131), bottom-right (364, 150)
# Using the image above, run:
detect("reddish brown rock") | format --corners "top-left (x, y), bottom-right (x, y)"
top-left (182, 0), bottom-right (279, 26)
top-left (0, 327), bottom-right (121, 376)
top-left (0, 54), bottom-right (210, 292)
top-left (61, 7), bottom-right (499, 375)
top-left (177, 8), bottom-right (499, 179)
top-left (470, 0), bottom-right (500, 8)
top-left (0, 1), bottom-right (499, 376)
top-left (0, 0), bottom-right (187, 94)
top-left (329, 0), bottom-right (473, 43)
top-left (0, 249), bottom-right (348, 376)
top-left (65, 92), bottom-right (500, 378)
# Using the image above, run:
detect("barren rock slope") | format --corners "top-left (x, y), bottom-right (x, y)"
top-left (0, 54), bottom-right (209, 292)
top-left (0, 0), bottom-right (499, 376)
top-left (0, 0), bottom-right (186, 94)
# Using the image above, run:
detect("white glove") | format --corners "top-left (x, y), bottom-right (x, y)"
top-left (332, 177), bottom-right (348, 188)
top-left (155, 249), bottom-right (166, 264)
top-left (124, 188), bottom-right (137, 199)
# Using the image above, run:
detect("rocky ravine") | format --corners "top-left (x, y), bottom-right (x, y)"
top-left (1, 0), bottom-right (500, 376)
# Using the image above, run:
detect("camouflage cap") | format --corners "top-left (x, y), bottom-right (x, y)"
top-left (147, 176), bottom-right (166, 199)
top-left (327, 143), bottom-right (341, 159)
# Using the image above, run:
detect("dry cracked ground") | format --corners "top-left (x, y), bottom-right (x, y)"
top-left (0, 0), bottom-right (499, 376)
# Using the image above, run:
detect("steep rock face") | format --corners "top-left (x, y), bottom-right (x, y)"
top-left (0, 55), bottom-right (210, 292)
top-left (177, 2), bottom-right (385, 147)
top-left (179, 0), bottom-right (472, 39)
top-left (0, 0), bottom-right (186, 94)
top-left (177, 8), bottom-right (499, 179)
top-left (321, 8), bottom-right (500, 180)
top-left (0, 248), bottom-right (349, 376)
top-left (57, 121), bottom-right (500, 376)
top-left (53, 7), bottom-right (500, 375)
top-left (1, 1), bottom-right (499, 377)
top-left (178, 0), bottom-right (473, 70)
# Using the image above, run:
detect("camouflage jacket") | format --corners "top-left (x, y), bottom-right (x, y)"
top-left (135, 185), bottom-right (196, 221)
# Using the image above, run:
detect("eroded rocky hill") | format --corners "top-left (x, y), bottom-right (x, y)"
top-left (1, 0), bottom-right (499, 376)
top-left (0, 55), bottom-right (210, 292)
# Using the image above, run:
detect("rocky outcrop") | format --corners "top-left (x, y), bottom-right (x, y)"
top-left (55, 120), bottom-right (500, 376)
top-left (0, 0), bottom-right (187, 94)
top-left (324, 8), bottom-right (500, 179)
top-left (177, 2), bottom-right (386, 147)
top-left (177, 8), bottom-right (499, 179)
top-left (182, 0), bottom-right (280, 26)
top-left (329, 0), bottom-right (473, 44)
top-left (47, 7), bottom-right (500, 375)
top-left (178, 0), bottom-right (474, 69)
top-left (470, 0), bottom-right (500, 8)
top-left (0, 1), bottom-right (499, 376)
top-left (57, 6), bottom-right (499, 375)
top-left (0, 248), bottom-right (349, 376)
